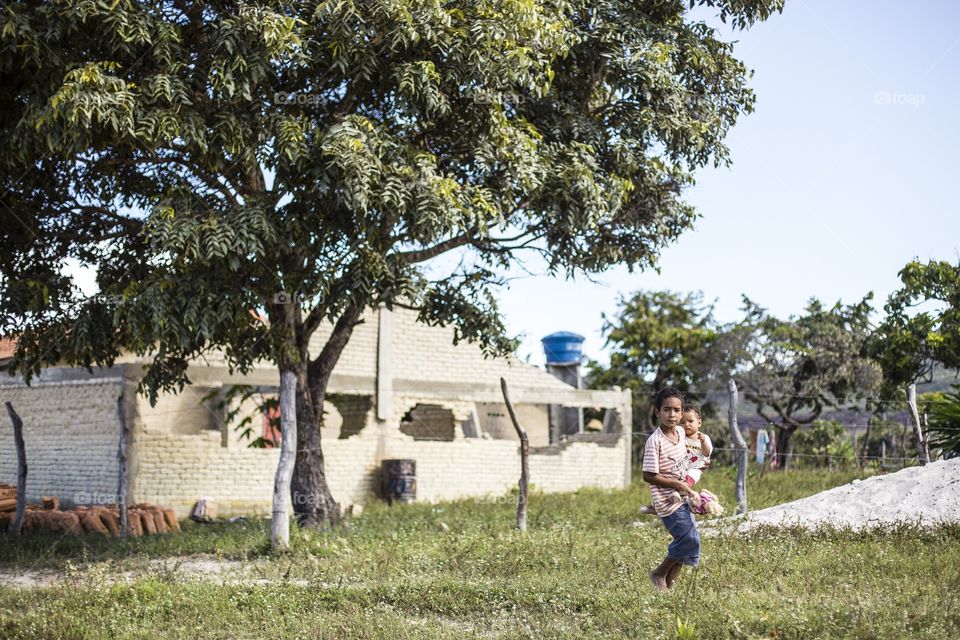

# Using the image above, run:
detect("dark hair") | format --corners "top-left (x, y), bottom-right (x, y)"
top-left (683, 404), bottom-right (702, 419)
top-left (654, 387), bottom-right (684, 409)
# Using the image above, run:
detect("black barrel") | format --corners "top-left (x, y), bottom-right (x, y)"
top-left (382, 459), bottom-right (416, 504)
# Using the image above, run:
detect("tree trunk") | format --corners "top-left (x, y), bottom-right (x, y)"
top-left (290, 304), bottom-right (363, 529)
top-left (860, 415), bottom-right (872, 465)
top-left (291, 360), bottom-right (340, 528)
top-left (271, 368), bottom-right (298, 550)
top-left (776, 425), bottom-right (796, 470)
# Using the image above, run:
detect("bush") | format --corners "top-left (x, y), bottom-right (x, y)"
top-left (793, 420), bottom-right (854, 467)
top-left (927, 385), bottom-right (960, 457)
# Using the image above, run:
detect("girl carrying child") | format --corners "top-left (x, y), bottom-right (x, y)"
top-left (640, 404), bottom-right (723, 518)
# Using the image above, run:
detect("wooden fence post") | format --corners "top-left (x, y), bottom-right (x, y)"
top-left (906, 384), bottom-right (930, 465)
top-left (116, 392), bottom-right (129, 538)
top-left (271, 369), bottom-right (298, 550)
top-left (860, 415), bottom-right (872, 466)
top-left (5, 401), bottom-right (27, 535)
top-left (727, 379), bottom-right (747, 515)
top-left (500, 378), bottom-right (529, 532)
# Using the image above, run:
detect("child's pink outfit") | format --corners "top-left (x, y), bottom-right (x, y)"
top-left (683, 434), bottom-right (724, 516)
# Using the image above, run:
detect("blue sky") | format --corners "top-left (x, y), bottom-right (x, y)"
top-left (502, 0), bottom-right (960, 366)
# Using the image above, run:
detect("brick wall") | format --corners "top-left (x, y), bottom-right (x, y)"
top-left (131, 418), bottom-right (628, 516)
top-left (0, 378), bottom-right (123, 506)
top-left (1, 375), bottom-right (629, 517)
top-left (389, 308), bottom-right (571, 391)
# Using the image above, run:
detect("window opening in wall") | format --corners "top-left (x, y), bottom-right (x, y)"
top-left (328, 395), bottom-right (372, 439)
top-left (399, 404), bottom-right (455, 441)
top-left (261, 403), bottom-right (280, 448)
top-left (584, 407), bottom-right (622, 433)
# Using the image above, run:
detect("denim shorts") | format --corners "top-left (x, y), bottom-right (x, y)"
top-left (661, 503), bottom-right (700, 567)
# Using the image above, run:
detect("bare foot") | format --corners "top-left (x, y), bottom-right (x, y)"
top-left (665, 563), bottom-right (682, 589)
top-left (649, 571), bottom-right (668, 592)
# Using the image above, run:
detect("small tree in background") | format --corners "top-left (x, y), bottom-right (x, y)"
top-left (792, 419), bottom-right (852, 467)
top-left (731, 296), bottom-right (881, 467)
top-left (586, 290), bottom-right (719, 432)
top-left (870, 260), bottom-right (960, 397)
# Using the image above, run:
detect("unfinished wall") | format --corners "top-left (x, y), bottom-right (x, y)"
top-left (0, 378), bottom-right (123, 506)
top-left (131, 414), bottom-right (629, 517)
top-left (381, 433), bottom-right (629, 502)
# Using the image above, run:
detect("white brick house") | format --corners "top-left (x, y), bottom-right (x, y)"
top-left (0, 308), bottom-right (631, 517)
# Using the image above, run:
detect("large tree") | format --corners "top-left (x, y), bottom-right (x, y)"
top-left (587, 290), bottom-right (718, 431)
top-left (1, 0), bottom-right (784, 538)
top-left (731, 296), bottom-right (881, 465)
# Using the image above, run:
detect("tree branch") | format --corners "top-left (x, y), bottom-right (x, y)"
top-left (396, 233), bottom-right (473, 264)
top-left (307, 303), bottom-right (364, 404)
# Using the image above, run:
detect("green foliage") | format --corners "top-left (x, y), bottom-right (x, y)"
top-left (927, 385), bottom-right (960, 456)
top-left (723, 297), bottom-right (881, 459)
top-left (200, 384), bottom-right (280, 448)
top-left (792, 420), bottom-right (853, 466)
top-left (675, 616), bottom-right (698, 640)
top-left (869, 260), bottom-right (960, 396)
top-left (586, 290), bottom-right (718, 430)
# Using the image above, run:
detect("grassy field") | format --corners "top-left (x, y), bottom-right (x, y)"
top-left (0, 465), bottom-right (956, 639)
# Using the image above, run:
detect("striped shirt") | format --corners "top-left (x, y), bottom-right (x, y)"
top-left (642, 426), bottom-right (688, 517)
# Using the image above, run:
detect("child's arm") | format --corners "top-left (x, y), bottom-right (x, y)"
top-left (700, 433), bottom-right (713, 457)
top-left (642, 471), bottom-right (696, 497)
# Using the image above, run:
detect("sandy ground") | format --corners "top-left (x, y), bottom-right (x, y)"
top-left (715, 458), bottom-right (960, 532)
top-left (0, 556), bottom-right (310, 589)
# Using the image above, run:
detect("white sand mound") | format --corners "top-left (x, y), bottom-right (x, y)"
top-left (721, 458), bottom-right (960, 532)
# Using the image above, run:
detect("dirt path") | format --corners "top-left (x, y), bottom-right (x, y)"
top-left (0, 555), bottom-right (310, 589)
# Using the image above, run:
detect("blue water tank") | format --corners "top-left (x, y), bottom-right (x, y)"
top-left (541, 331), bottom-right (585, 366)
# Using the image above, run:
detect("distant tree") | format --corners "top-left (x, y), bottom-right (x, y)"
top-left (869, 260), bottom-right (960, 397)
top-left (792, 419), bottom-right (852, 467)
top-left (1, 0), bottom-right (785, 539)
top-left (732, 296), bottom-right (882, 467)
top-left (586, 290), bottom-right (718, 431)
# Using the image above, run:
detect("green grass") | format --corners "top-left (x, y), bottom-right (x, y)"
top-left (1, 465), bottom-right (956, 639)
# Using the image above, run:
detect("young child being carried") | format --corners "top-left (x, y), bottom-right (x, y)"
top-left (640, 404), bottom-right (723, 517)
top-left (679, 405), bottom-right (723, 516)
